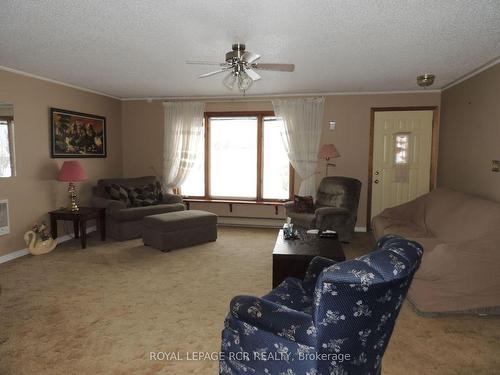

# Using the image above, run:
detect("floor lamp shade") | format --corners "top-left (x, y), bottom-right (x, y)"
top-left (318, 144), bottom-right (340, 160)
top-left (319, 144), bottom-right (340, 176)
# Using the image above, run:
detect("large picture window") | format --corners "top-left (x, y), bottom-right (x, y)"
top-left (181, 112), bottom-right (292, 201)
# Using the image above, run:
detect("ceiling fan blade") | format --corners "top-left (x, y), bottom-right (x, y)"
top-left (241, 51), bottom-right (261, 64)
top-left (186, 60), bottom-right (226, 66)
top-left (245, 68), bottom-right (261, 81)
top-left (198, 69), bottom-right (228, 78)
top-left (252, 63), bottom-right (295, 72)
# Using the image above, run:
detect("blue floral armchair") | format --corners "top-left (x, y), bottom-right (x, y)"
top-left (219, 234), bottom-right (423, 375)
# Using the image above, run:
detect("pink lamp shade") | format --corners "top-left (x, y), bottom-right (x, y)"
top-left (57, 161), bottom-right (87, 182)
top-left (318, 143), bottom-right (340, 160)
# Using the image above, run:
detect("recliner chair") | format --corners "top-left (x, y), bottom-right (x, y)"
top-left (219, 234), bottom-right (423, 375)
top-left (284, 176), bottom-right (362, 242)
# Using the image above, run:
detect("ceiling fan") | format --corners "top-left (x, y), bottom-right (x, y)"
top-left (186, 43), bottom-right (295, 92)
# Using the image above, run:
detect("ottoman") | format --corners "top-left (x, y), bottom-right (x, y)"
top-left (142, 210), bottom-right (217, 251)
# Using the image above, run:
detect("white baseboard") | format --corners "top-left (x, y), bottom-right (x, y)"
top-left (0, 248), bottom-right (30, 264)
top-left (355, 226), bottom-right (367, 232)
top-left (0, 226), bottom-right (97, 265)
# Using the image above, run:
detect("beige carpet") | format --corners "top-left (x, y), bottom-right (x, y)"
top-left (0, 227), bottom-right (499, 375)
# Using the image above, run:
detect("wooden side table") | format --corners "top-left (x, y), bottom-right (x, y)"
top-left (49, 207), bottom-right (106, 249)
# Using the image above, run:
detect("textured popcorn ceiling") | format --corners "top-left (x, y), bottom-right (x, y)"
top-left (1, 0), bottom-right (499, 98)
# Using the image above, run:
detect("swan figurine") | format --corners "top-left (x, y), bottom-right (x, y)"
top-left (24, 230), bottom-right (57, 255)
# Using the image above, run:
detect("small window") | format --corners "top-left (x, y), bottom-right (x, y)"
top-left (0, 115), bottom-right (15, 178)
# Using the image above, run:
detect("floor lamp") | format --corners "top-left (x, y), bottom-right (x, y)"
top-left (318, 143), bottom-right (340, 176)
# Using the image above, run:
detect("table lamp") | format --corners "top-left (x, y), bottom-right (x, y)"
top-left (318, 143), bottom-right (340, 176)
top-left (57, 161), bottom-right (87, 211)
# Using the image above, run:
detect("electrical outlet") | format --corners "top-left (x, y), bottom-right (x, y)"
top-left (492, 160), bottom-right (500, 172)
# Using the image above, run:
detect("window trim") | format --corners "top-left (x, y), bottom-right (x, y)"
top-left (183, 111), bottom-right (294, 202)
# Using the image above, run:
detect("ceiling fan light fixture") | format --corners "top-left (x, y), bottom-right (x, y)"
top-left (237, 71), bottom-right (253, 91)
top-left (188, 43), bottom-right (295, 93)
top-left (223, 72), bottom-right (237, 89)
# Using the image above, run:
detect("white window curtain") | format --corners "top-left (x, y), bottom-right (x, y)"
top-left (272, 97), bottom-right (324, 199)
top-left (162, 101), bottom-right (205, 193)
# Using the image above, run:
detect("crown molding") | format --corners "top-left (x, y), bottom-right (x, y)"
top-left (122, 89), bottom-right (442, 102)
top-left (0, 65), bottom-right (121, 100)
top-left (441, 56), bottom-right (500, 91)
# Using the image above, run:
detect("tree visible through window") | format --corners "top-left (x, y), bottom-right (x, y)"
top-left (181, 113), bottom-right (291, 201)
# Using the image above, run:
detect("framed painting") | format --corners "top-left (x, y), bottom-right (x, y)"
top-left (50, 108), bottom-right (106, 158)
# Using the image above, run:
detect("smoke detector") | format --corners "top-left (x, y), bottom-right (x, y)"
top-left (417, 74), bottom-right (435, 88)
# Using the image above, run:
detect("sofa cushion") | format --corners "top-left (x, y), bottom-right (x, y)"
top-left (96, 176), bottom-right (157, 197)
top-left (142, 210), bottom-right (217, 232)
top-left (408, 234), bottom-right (500, 313)
top-left (424, 188), bottom-right (500, 242)
top-left (374, 217), bottom-right (428, 238)
top-left (108, 203), bottom-right (185, 222)
top-left (292, 195), bottom-right (314, 213)
top-left (127, 182), bottom-right (163, 207)
top-left (104, 184), bottom-right (131, 207)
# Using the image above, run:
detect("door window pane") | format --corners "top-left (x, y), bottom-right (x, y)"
top-left (210, 117), bottom-right (257, 199)
top-left (263, 117), bottom-right (290, 200)
top-left (394, 133), bottom-right (410, 165)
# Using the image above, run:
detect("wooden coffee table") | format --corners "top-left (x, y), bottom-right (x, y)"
top-left (272, 229), bottom-right (345, 288)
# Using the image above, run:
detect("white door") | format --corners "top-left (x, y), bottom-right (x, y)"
top-left (371, 110), bottom-right (433, 219)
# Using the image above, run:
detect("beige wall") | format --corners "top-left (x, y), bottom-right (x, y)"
top-left (0, 70), bottom-right (122, 256)
top-left (438, 63), bottom-right (500, 201)
top-left (122, 92), bottom-right (441, 227)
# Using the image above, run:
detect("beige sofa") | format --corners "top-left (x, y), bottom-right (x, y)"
top-left (372, 187), bottom-right (500, 315)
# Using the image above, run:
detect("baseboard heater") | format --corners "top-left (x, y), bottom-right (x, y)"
top-left (217, 216), bottom-right (284, 228)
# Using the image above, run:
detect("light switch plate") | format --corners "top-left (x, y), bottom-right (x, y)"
top-left (492, 160), bottom-right (500, 172)
top-left (329, 121), bottom-right (336, 130)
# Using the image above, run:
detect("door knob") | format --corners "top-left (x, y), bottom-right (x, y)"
top-left (374, 179), bottom-right (379, 184)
